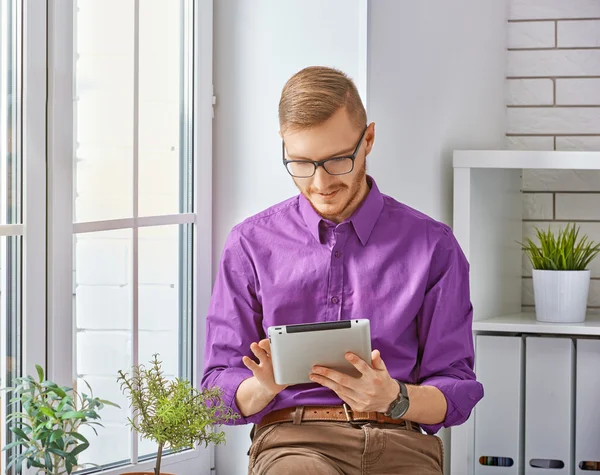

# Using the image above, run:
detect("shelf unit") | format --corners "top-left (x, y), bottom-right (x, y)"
top-left (450, 150), bottom-right (600, 475)
top-left (473, 312), bottom-right (600, 337)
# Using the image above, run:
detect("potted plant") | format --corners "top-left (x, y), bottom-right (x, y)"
top-left (117, 354), bottom-right (238, 475)
top-left (1, 364), bottom-right (118, 474)
top-left (519, 223), bottom-right (600, 323)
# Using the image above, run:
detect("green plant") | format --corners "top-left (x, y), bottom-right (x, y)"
top-left (117, 354), bottom-right (238, 475)
top-left (1, 365), bottom-right (119, 475)
top-left (518, 223), bottom-right (600, 270)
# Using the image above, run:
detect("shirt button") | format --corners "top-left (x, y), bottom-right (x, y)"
top-left (331, 296), bottom-right (339, 304)
top-left (334, 251), bottom-right (341, 258)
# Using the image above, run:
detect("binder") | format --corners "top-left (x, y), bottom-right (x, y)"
top-left (575, 339), bottom-right (600, 474)
top-left (474, 335), bottom-right (523, 474)
top-left (525, 337), bottom-right (574, 474)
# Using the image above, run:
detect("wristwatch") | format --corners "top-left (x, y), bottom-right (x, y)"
top-left (385, 379), bottom-right (410, 419)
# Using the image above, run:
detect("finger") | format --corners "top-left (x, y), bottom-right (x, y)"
top-left (258, 339), bottom-right (271, 355)
top-left (309, 374), bottom-right (359, 400)
top-left (337, 393), bottom-right (360, 410)
top-left (311, 366), bottom-right (359, 391)
top-left (311, 374), bottom-right (358, 406)
top-left (371, 349), bottom-right (387, 371)
top-left (242, 355), bottom-right (259, 372)
top-left (310, 366), bottom-right (360, 393)
top-left (250, 342), bottom-right (269, 364)
top-left (345, 352), bottom-right (372, 375)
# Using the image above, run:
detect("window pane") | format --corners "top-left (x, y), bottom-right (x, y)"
top-left (138, 224), bottom-right (193, 458)
top-left (0, 2), bottom-right (22, 474)
top-left (138, 0), bottom-right (191, 217)
top-left (74, 229), bottom-right (133, 467)
top-left (0, 235), bottom-right (22, 475)
top-left (74, 0), bottom-right (134, 222)
top-left (0, 0), bottom-right (21, 226)
top-left (74, 0), bottom-right (192, 222)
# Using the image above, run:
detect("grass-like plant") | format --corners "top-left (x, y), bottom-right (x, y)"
top-left (1, 365), bottom-right (118, 475)
top-left (117, 354), bottom-right (238, 475)
top-left (518, 223), bottom-right (600, 271)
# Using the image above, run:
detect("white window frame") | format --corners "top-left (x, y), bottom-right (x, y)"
top-left (0, 0), bottom-right (47, 473)
top-left (41, 0), bottom-right (214, 474)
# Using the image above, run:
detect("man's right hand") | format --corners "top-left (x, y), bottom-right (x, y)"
top-left (242, 339), bottom-right (288, 398)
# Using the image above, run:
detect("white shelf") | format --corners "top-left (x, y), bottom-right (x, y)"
top-left (454, 150), bottom-right (600, 170)
top-left (473, 312), bottom-right (600, 336)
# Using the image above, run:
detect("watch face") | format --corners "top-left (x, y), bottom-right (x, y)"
top-left (391, 399), bottom-right (410, 419)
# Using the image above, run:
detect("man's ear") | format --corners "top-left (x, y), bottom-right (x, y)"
top-left (365, 122), bottom-right (375, 156)
top-left (278, 130), bottom-right (283, 139)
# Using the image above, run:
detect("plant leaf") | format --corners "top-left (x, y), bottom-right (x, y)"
top-left (36, 364), bottom-right (44, 383)
top-left (27, 456), bottom-right (46, 469)
top-left (1, 440), bottom-right (22, 451)
top-left (10, 426), bottom-right (30, 440)
top-left (98, 399), bottom-right (121, 408)
top-left (70, 442), bottom-right (89, 458)
top-left (50, 429), bottom-right (65, 443)
top-left (67, 432), bottom-right (89, 445)
top-left (45, 451), bottom-right (53, 473)
top-left (40, 406), bottom-right (55, 418)
top-left (61, 411), bottom-right (86, 420)
top-left (47, 447), bottom-right (68, 458)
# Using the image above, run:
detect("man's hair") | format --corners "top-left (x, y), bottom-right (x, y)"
top-left (278, 66), bottom-right (367, 133)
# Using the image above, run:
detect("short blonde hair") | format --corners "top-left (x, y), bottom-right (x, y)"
top-left (278, 66), bottom-right (367, 133)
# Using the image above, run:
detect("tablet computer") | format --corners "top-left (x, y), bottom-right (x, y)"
top-left (268, 319), bottom-right (372, 385)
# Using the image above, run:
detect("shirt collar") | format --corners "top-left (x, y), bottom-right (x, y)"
top-left (299, 175), bottom-right (384, 246)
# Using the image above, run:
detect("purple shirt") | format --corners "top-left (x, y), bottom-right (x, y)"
top-left (201, 176), bottom-right (483, 435)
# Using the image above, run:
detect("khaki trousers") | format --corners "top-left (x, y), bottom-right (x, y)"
top-left (248, 421), bottom-right (444, 475)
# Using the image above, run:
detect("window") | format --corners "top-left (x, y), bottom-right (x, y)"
top-left (0, 0), bottom-right (213, 473)
top-left (71, 0), bottom-right (195, 469)
top-left (0, 1), bottom-right (24, 472)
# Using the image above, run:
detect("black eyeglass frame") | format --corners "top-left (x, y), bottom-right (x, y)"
top-left (282, 125), bottom-right (368, 178)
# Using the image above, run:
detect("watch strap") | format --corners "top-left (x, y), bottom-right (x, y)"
top-left (385, 379), bottom-right (408, 416)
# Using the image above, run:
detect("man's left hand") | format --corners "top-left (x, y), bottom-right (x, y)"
top-left (309, 349), bottom-right (400, 414)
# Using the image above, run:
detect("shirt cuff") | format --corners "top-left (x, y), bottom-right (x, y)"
top-left (215, 367), bottom-right (279, 426)
top-left (418, 375), bottom-right (484, 435)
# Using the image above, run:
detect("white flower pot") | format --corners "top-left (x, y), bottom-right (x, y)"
top-left (532, 269), bottom-right (590, 323)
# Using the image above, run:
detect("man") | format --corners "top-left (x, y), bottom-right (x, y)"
top-left (202, 66), bottom-right (483, 474)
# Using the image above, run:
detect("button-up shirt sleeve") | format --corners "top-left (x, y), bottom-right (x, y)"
top-left (200, 228), bottom-right (277, 425)
top-left (417, 225), bottom-right (484, 435)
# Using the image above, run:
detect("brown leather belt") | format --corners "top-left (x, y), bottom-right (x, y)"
top-left (256, 405), bottom-right (420, 432)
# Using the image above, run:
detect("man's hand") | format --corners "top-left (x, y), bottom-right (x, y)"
top-left (309, 349), bottom-right (399, 413)
top-left (242, 339), bottom-right (288, 398)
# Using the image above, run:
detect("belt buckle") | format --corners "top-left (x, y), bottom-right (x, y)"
top-left (343, 403), bottom-right (353, 422)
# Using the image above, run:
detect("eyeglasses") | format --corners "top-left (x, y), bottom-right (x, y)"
top-left (282, 126), bottom-right (368, 178)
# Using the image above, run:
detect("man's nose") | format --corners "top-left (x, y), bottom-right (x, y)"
top-left (312, 165), bottom-right (333, 191)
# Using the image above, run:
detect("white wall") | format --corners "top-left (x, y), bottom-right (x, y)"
top-left (367, 3), bottom-right (507, 472)
top-left (213, 1), bottom-right (366, 473)
top-left (368, 0), bottom-right (508, 226)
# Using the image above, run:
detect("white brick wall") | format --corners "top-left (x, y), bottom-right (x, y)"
top-left (556, 136), bottom-right (600, 151)
top-left (556, 78), bottom-right (600, 105)
top-left (558, 20), bottom-right (600, 48)
top-left (507, 136), bottom-right (554, 150)
top-left (508, 22), bottom-right (555, 49)
top-left (506, 79), bottom-right (554, 105)
top-left (508, 50), bottom-right (600, 76)
top-left (508, 0), bottom-right (600, 312)
top-left (508, 108), bottom-right (600, 134)
top-left (509, 0), bottom-right (600, 20)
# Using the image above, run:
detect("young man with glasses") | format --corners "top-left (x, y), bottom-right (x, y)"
top-left (202, 66), bottom-right (483, 474)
